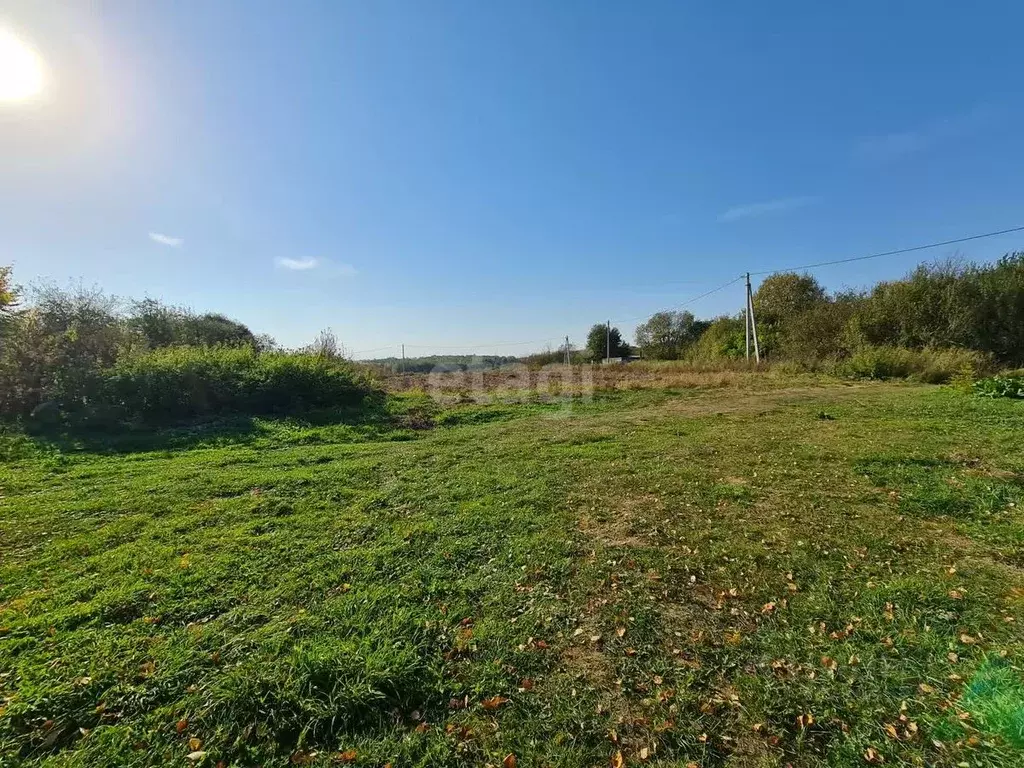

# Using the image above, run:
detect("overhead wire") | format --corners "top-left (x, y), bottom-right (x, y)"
top-left (352, 224), bottom-right (1024, 358)
top-left (747, 224), bottom-right (1024, 277)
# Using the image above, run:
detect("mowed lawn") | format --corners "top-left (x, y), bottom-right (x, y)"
top-left (1, 381), bottom-right (1023, 767)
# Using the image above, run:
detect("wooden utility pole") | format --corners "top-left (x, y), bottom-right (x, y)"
top-left (745, 273), bottom-right (760, 363)
top-left (401, 343), bottom-right (406, 373)
top-left (745, 274), bottom-right (751, 361)
top-left (564, 335), bottom-right (570, 365)
top-left (606, 320), bottom-right (611, 361)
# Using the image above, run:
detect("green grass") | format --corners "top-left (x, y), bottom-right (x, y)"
top-left (2, 383), bottom-right (1024, 766)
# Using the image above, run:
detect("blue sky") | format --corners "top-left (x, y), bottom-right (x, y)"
top-left (2, 1), bottom-right (1023, 356)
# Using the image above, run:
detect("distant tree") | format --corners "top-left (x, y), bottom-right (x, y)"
top-left (586, 323), bottom-right (629, 361)
top-left (128, 300), bottom-right (257, 349)
top-left (752, 273), bottom-right (827, 326)
top-left (184, 313), bottom-right (256, 347)
top-left (307, 328), bottom-right (346, 359)
top-left (0, 266), bottom-right (20, 315)
top-left (129, 298), bottom-right (179, 348)
top-left (635, 310), bottom-right (709, 359)
top-left (254, 333), bottom-right (278, 353)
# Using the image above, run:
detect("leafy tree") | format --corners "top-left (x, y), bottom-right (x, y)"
top-left (307, 328), bottom-right (345, 359)
top-left (688, 315), bottom-right (746, 360)
top-left (753, 273), bottom-right (826, 326)
top-left (635, 310), bottom-right (709, 359)
top-left (0, 266), bottom-right (19, 315)
top-left (586, 323), bottom-right (629, 361)
top-left (128, 299), bottom-right (256, 349)
top-left (183, 313), bottom-right (256, 347)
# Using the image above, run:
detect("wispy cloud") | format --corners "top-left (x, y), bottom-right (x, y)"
top-left (856, 105), bottom-right (997, 162)
top-left (717, 196), bottom-right (816, 223)
top-left (274, 257), bottom-right (358, 276)
top-left (275, 257), bottom-right (319, 271)
top-left (149, 232), bottom-right (183, 247)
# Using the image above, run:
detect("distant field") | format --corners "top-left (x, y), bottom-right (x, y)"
top-left (1, 381), bottom-right (1023, 767)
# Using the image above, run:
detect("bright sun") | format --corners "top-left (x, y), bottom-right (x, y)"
top-left (0, 28), bottom-right (44, 102)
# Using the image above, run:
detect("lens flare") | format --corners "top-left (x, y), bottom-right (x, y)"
top-left (0, 28), bottom-right (44, 102)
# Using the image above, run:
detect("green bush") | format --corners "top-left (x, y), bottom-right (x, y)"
top-left (100, 347), bottom-right (380, 424)
top-left (834, 346), bottom-right (990, 383)
top-left (973, 375), bottom-right (1024, 399)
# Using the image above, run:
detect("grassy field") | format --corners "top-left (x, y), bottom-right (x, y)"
top-left (1, 379), bottom-right (1023, 767)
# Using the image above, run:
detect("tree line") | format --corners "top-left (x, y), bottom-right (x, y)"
top-left (621, 253), bottom-right (1024, 370)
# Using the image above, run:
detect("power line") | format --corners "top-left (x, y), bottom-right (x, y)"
top-left (748, 224), bottom-right (1024, 277)
top-left (612, 275), bottom-right (745, 325)
top-left (405, 338), bottom-right (558, 350)
top-left (354, 224), bottom-right (1024, 358)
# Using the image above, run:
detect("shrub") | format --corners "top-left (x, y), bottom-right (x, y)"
top-left (834, 346), bottom-right (991, 383)
top-left (100, 347), bottom-right (380, 424)
top-left (973, 375), bottom-right (1024, 399)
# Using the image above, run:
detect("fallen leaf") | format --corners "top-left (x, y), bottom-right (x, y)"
top-left (615, 626), bottom-right (627, 638)
top-left (611, 750), bottom-right (625, 768)
top-left (863, 746), bottom-right (884, 764)
top-left (186, 752), bottom-right (207, 762)
top-left (188, 737), bottom-right (202, 751)
top-left (917, 683), bottom-right (935, 694)
top-left (959, 634), bottom-right (977, 645)
top-left (639, 746), bottom-right (649, 760)
top-left (503, 754), bottom-right (517, 768)
top-left (337, 749), bottom-right (357, 763)
top-left (482, 695), bottom-right (509, 710)
top-left (652, 675), bottom-right (663, 685)
top-left (761, 602), bottom-right (776, 614)
top-left (176, 719), bottom-right (188, 734)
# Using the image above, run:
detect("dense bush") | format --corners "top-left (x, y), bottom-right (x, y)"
top-left (0, 282), bottom-right (275, 421)
top-left (129, 298), bottom-right (260, 349)
top-left (832, 346), bottom-right (990, 383)
top-left (687, 315), bottom-right (746, 361)
top-left (100, 347), bottom-right (379, 424)
top-left (973, 375), bottom-right (1024, 399)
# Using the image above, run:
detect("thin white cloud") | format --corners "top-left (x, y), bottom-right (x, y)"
top-left (275, 257), bottom-right (319, 271)
top-left (149, 232), bottom-right (183, 247)
top-left (857, 105), bottom-right (997, 162)
top-left (717, 196), bottom-right (816, 223)
top-left (274, 257), bottom-right (358, 276)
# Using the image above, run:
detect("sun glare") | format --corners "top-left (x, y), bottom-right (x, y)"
top-left (0, 28), bottom-right (44, 102)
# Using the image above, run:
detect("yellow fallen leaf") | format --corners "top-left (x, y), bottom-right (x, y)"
top-left (482, 695), bottom-right (509, 710)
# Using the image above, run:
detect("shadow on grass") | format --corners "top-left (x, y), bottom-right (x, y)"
top-left (14, 398), bottom-right (407, 456)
